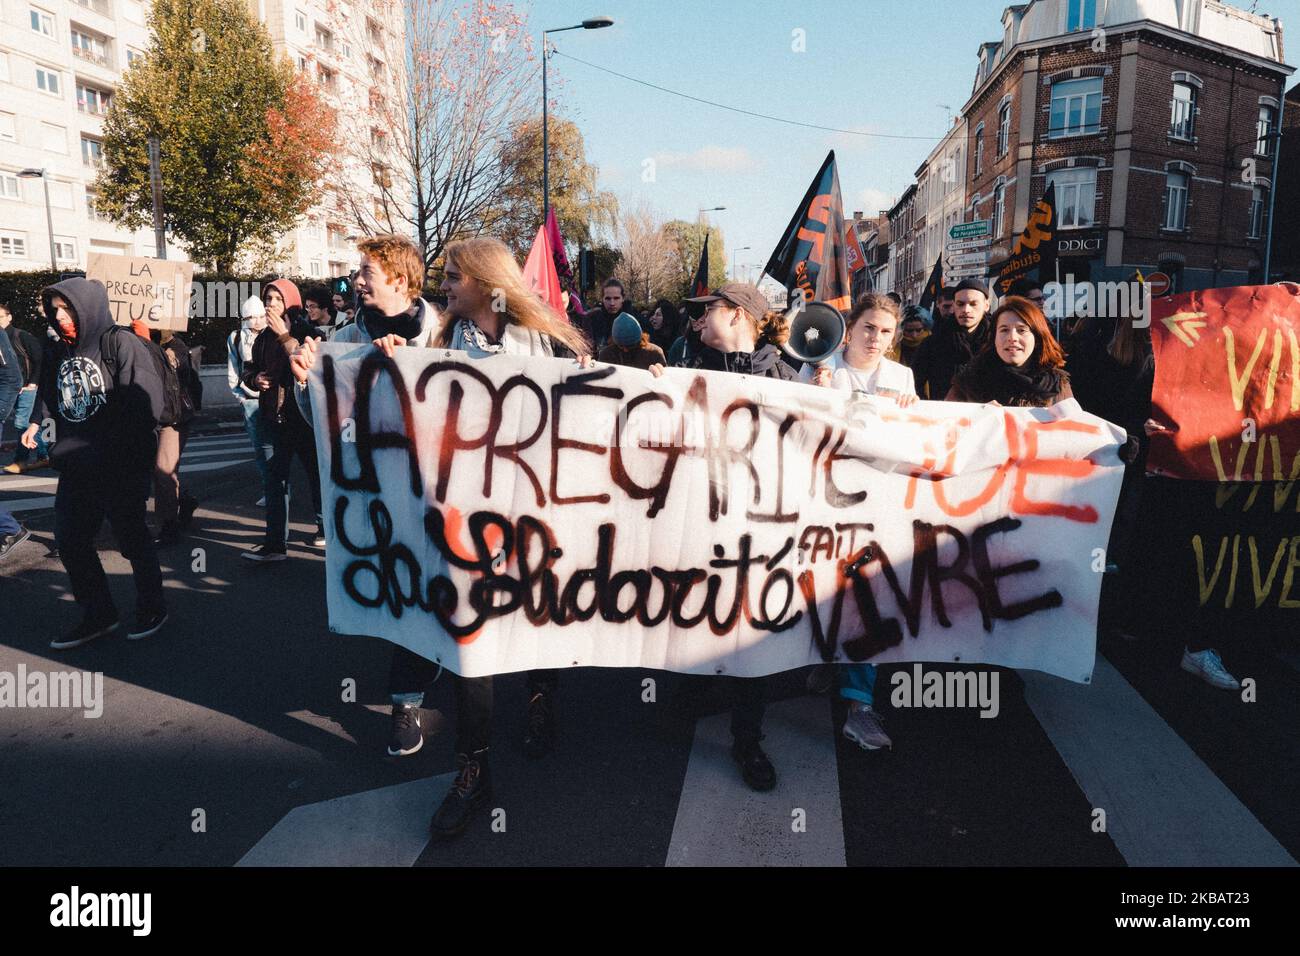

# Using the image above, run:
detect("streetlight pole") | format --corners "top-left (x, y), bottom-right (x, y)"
top-left (732, 245), bottom-right (750, 281)
top-left (1263, 80), bottom-right (1284, 283)
top-left (18, 168), bottom-right (56, 270)
top-left (542, 16), bottom-right (613, 224)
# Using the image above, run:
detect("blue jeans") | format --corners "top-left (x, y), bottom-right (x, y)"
top-left (261, 418), bottom-right (321, 549)
top-left (11, 388), bottom-right (48, 461)
top-left (0, 509), bottom-right (19, 537)
top-left (241, 399), bottom-right (270, 485)
top-left (840, 663), bottom-right (877, 707)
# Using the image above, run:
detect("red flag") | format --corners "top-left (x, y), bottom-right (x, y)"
top-left (523, 223), bottom-right (567, 324)
top-left (545, 208), bottom-right (584, 316)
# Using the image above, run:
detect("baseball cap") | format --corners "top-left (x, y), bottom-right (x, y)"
top-left (685, 282), bottom-right (769, 321)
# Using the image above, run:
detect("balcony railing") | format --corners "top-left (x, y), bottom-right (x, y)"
top-left (74, 0), bottom-right (112, 15)
top-left (77, 97), bottom-right (111, 116)
top-left (71, 45), bottom-right (110, 68)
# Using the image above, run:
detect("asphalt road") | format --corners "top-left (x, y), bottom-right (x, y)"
top-left (1, 417), bottom-right (1297, 867)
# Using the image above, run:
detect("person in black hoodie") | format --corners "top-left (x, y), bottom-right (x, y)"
top-left (911, 277), bottom-right (992, 399)
top-left (21, 278), bottom-right (167, 648)
top-left (649, 281), bottom-right (797, 793)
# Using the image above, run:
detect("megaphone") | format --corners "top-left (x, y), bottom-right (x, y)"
top-left (783, 299), bottom-right (846, 364)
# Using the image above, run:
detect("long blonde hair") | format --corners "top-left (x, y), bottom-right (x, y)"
top-left (434, 237), bottom-right (590, 356)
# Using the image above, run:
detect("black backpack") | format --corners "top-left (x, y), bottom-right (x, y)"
top-left (100, 325), bottom-right (193, 428)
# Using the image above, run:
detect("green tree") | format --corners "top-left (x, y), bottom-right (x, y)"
top-left (96, 0), bottom-right (337, 271)
top-left (491, 116), bottom-right (618, 260)
top-left (663, 220), bottom-right (727, 298)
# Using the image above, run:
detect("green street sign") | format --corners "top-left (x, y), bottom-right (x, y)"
top-left (950, 220), bottom-right (991, 240)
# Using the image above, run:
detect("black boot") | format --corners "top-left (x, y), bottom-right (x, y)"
top-left (154, 521), bottom-right (182, 547)
top-left (430, 751), bottom-right (492, 840)
top-left (178, 494), bottom-right (199, 529)
top-left (522, 690), bottom-right (555, 759)
top-left (732, 737), bottom-right (777, 792)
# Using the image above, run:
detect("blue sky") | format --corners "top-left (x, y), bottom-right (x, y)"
top-left (525, 0), bottom-right (1299, 283)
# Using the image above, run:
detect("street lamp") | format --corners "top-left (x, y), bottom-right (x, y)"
top-left (18, 168), bottom-right (57, 270)
top-left (732, 245), bottom-right (751, 281)
top-left (543, 16), bottom-right (613, 222)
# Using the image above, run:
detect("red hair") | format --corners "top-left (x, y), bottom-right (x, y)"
top-left (990, 296), bottom-right (1065, 369)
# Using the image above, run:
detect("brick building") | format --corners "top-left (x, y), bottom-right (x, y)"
top-left (961, 0), bottom-right (1292, 293)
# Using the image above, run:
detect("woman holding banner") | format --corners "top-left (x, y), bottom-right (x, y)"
top-left (944, 297), bottom-right (1072, 406)
top-left (801, 292), bottom-right (916, 752)
top-left (649, 281), bottom-right (796, 792)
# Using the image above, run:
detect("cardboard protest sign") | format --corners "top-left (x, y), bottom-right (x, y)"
top-left (1149, 283), bottom-right (1300, 481)
top-left (307, 345), bottom-right (1127, 683)
top-left (86, 253), bottom-right (194, 331)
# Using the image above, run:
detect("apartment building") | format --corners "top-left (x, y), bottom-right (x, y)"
top-left (0, 0), bottom-right (406, 278)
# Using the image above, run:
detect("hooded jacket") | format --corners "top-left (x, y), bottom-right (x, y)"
top-left (33, 277), bottom-right (165, 474)
top-left (244, 279), bottom-right (305, 426)
top-left (597, 334), bottom-right (666, 371)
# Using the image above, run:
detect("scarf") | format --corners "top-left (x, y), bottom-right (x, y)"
top-left (359, 300), bottom-right (423, 341)
top-left (958, 349), bottom-right (1068, 406)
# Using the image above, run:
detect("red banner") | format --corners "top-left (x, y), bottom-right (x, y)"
top-left (1148, 282), bottom-right (1300, 481)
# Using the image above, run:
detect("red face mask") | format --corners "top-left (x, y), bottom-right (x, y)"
top-left (56, 316), bottom-right (78, 342)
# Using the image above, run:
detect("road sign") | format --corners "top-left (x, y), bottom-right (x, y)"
top-left (950, 220), bottom-right (991, 240)
top-left (946, 267), bottom-right (987, 281)
top-left (945, 237), bottom-right (991, 251)
top-left (946, 250), bottom-right (990, 267)
top-left (1146, 271), bottom-right (1171, 297)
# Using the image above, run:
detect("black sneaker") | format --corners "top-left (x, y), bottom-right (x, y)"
top-left (154, 521), bottom-right (182, 547)
top-left (387, 704), bottom-right (423, 757)
top-left (732, 738), bottom-right (777, 792)
top-left (50, 617), bottom-right (120, 650)
top-left (310, 526), bottom-right (326, 548)
top-left (179, 495), bottom-right (199, 529)
top-left (127, 609), bottom-right (168, 641)
top-left (430, 753), bottom-right (492, 840)
top-left (0, 525), bottom-right (31, 560)
top-left (522, 691), bottom-right (555, 759)
top-left (241, 544), bottom-right (287, 563)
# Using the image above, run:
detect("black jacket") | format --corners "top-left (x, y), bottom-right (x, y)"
top-left (910, 315), bottom-right (992, 400)
top-left (5, 326), bottom-right (43, 387)
top-left (34, 277), bottom-right (164, 475)
top-left (675, 342), bottom-right (799, 381)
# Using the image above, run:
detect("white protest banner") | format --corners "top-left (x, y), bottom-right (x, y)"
top-left (86, 253), bottom-right (194, 330)
top-left (308, 344), bottom-right (1127, 683)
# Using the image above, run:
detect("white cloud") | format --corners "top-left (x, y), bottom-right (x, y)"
top-left (653, 145), bottom-right (759, 174)
top-left (854, 187), bottom-right (896, 217)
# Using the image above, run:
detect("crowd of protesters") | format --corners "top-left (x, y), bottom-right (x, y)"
top-left (0, 229), bottom-right (1247, 839)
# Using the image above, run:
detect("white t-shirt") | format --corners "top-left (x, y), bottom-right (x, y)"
top-left (798, 352), bottom-right (916, 401)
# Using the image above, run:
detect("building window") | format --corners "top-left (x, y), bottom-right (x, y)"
top-left (327, 224), bottom-right (348, 249)
top-left (310, 260), bottom-right (322, 277)
top-left (74, 0), bottom-right (111, 14)
top-left (1067, 0), bottom-right (1097, 32)
top-left (996, 101), bottom-right (1012, 157)
top-left (71, 28), bottom-right (109, 66)
top-left (0, 232), bottom-right (28, 258)
top-left (992, 182), bottom-right (1006, 237)
top-left (1047, 167), bottom-right (1097, 229)
top-left (42, 122), bottom-right (66, 152)
top-left (1248, 186), bottom-right (1266, 239)
top-left (126, 47), bottom-right (144, 67)
top-left (1163, 170), bottom-right (1189, 231)
top-left (341, 41), bottom-right (351, 59)
top-left (1170, 82), bottom-right (1196, 139)
top-left (0, 173), bottom-right (19, 200)
top-left (295, 10), bottom-right (307, 33)
top-left (77, 83), bottom-right (111, 115)
top-left (368, 54), bottom-right (385, 78)
top-left (30, 8), bottom-right (55, 38)
top-left (315, 25), bottom-right (334, 52)
top-left (1049, 77), bottom-right (1102, 137)
top-left (0, 112), bottom-right (15, 142)
top-left (317, 65), bottom-right (336, 91)
top-left (54, 237), bottom-right (76, 262)
top-left (87, 189), bottom-right (107, 221)
top-left (973, 123), bottom-right (984, 177)
top-left (36, 66), bottom-right (61, 96)
top-left (1256, 104), bottom-right (1277, 157)
top-left (81, 136), bottom-right (104, 168)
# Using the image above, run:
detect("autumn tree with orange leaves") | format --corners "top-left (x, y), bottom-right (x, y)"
top-left (97, 0), bottom-right (338, 271)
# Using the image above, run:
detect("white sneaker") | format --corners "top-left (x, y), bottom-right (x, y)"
top-left (1180, 647), bottom-right (1241, 690)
